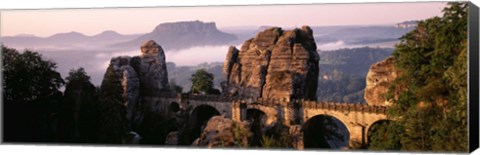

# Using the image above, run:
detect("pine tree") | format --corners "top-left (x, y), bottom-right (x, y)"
top-left (96, 65), bottom-right (127, 143)
top-left (58, 67), bottom-right (98, 143)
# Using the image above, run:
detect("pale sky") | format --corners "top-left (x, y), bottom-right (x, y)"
top-left (1, 2), bottom-right (447, 37)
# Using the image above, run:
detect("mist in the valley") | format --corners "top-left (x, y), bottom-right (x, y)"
top-left (38, 44), bottom-right (241, 87)
top-left (39, 39), bottom-right (392, 88)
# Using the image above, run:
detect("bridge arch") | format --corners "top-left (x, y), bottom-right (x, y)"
top-left (245, 104), bottom-right (278, 126)
top-left (303, 114), bottom-right (350, 149)
top-left (246, 108), bottom-right (267, 146)
top-left (187, 104), bottom-right (221, 144)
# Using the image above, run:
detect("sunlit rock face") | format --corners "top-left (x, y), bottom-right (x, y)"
top-left (364, 56), bottom-right (397, 106)
top-left (191, 116), bottom-right (249, 147)
top-left (222, 26), bottom-right (319, 102)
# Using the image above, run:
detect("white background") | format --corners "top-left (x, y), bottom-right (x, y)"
top-left (1, 0), bottom-right (479, 155)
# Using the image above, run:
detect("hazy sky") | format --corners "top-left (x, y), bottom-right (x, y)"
top-left (1, 2), bottom-right (447, 37)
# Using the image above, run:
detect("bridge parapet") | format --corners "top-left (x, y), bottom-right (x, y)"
top-left (300, 101), bottom-right (388, 115)
top-left (233, 97), bottom-right (388, 115)
top-left (181, 94), bottom-right (232, 102)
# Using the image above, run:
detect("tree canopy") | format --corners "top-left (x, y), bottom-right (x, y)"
top-left (368, 2), bottom-right (468, 152)
top-left (96, 65), bottom-right (127, 143)
top-left (190, 69), bottom-right (220, 95)
top-left (65, 67), bottom-right (91, 84)
top-left (2, 45), bottom-right (64, 142)
top-left (2, 46), bottom-right (64, 104)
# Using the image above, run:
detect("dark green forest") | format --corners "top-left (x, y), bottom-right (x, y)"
top-left (367, 2), bottom-right (468, 152)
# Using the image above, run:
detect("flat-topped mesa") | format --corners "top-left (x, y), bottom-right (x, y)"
top-left (153, 20), bottom-right (218, 34)
top-left (222, 26), bottom-right (319, 102)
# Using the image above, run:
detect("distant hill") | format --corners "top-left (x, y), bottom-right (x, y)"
top-left (311, 25), bottom-right (414, 45)
top-left (167, 62), bottom-right (224, 92)
top-left (319, 47), bottom-right (394, 78)
top-left (117, 20), bottom-right (238, 51)
top-left (316, 47), bottom-right (394, 103)
top-left (2, 31), bottom-right (141, 51)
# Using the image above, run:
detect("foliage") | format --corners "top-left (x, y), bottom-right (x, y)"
top-left (65, 67), bottom-right (91, 84)
top-left (317, 75), bottom-right (366, 103)
top-left (317, 47), bottom-right (393, 103)
top-left (166, 62), bottom-right (223, 92)
top-left (260, 130), bottom-right (293, 148)
top-left (232, 121), bottom-right (251, 147)
top-left (369, 2), bottom-right (468, 152)
top-left (2, 46), bottom-right (64, 104)
top-left (58, 67), bottom-right (98, 143)
top-left (367, 121), bottom-right (403, 150)
top-left (319, 47), bottom-right (394, 77)
top-left (2, 46), bottom-right (64, 142)
top-left (96, 65), bottom-right (127, 143)
top-left (190, 69), bottom-right (220, 95)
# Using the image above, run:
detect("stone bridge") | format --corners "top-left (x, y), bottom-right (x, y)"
top-left (144, 92), bottom-right (388, 149)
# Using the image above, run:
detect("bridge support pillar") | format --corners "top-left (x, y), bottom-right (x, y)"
top-left (231, 102), bottom-right (241, 122)
top-left (240, 102), bottom-right (247, 121)
top-left (348, 125), bottom-right (366, 149)
top-left (290, 125), bottom-right (304, 150)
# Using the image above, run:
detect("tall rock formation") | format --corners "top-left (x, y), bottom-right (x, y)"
top-left (364, 56), bottom-right (397, 106)
top-left (222, 26), bottom-right (319, 101)
top-left (105, 40), bottom-right (169, 125)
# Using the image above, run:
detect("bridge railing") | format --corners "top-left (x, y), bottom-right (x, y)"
top-left (143, 91), bottom-right (233, 102)
top-left (236, 97), bottom-right (388, 114)
top-left (181, 94), bottom-right (232, 102)
top-left (142, 92), bottom-right (388, 114)
top-left (300, 101), bottom-right (388, 114)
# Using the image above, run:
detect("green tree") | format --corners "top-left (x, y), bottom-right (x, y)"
top-left (65, 67), bottom-right (90, 84)
top-left (96, 65), bottom-right (127, 143)
top-left (190, 69), bottom-right (220, 95)
top-left (2, 46), bottom-right (64, 142)
top-left (369, 2), bottom-right (468, 152)
top-left (58, 67), bottom-right (98, 143)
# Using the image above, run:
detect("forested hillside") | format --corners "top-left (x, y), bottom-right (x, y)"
top-left (368, 2), bottom-right (468, 152)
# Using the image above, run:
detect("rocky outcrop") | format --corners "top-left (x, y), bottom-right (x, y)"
top-left (222, 26), bottom-right (319, 101)
top-left (126, 20), bottom-right (237, 50)
top-left (364, 56), bottom-right (397, 106)
top-left (107, 40), bottom-right (169, 126)
top-left (192, 116), bottom-right (250, 147)
top-left (165, 131), bottom-right (179, 145)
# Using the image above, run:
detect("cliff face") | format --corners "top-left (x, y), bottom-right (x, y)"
top-left (364, 56), bottom-right (397, 106)
top-left (107, 40), bottom-right (169, 125)
top-left (222, 26), bottom-right (319, 101)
